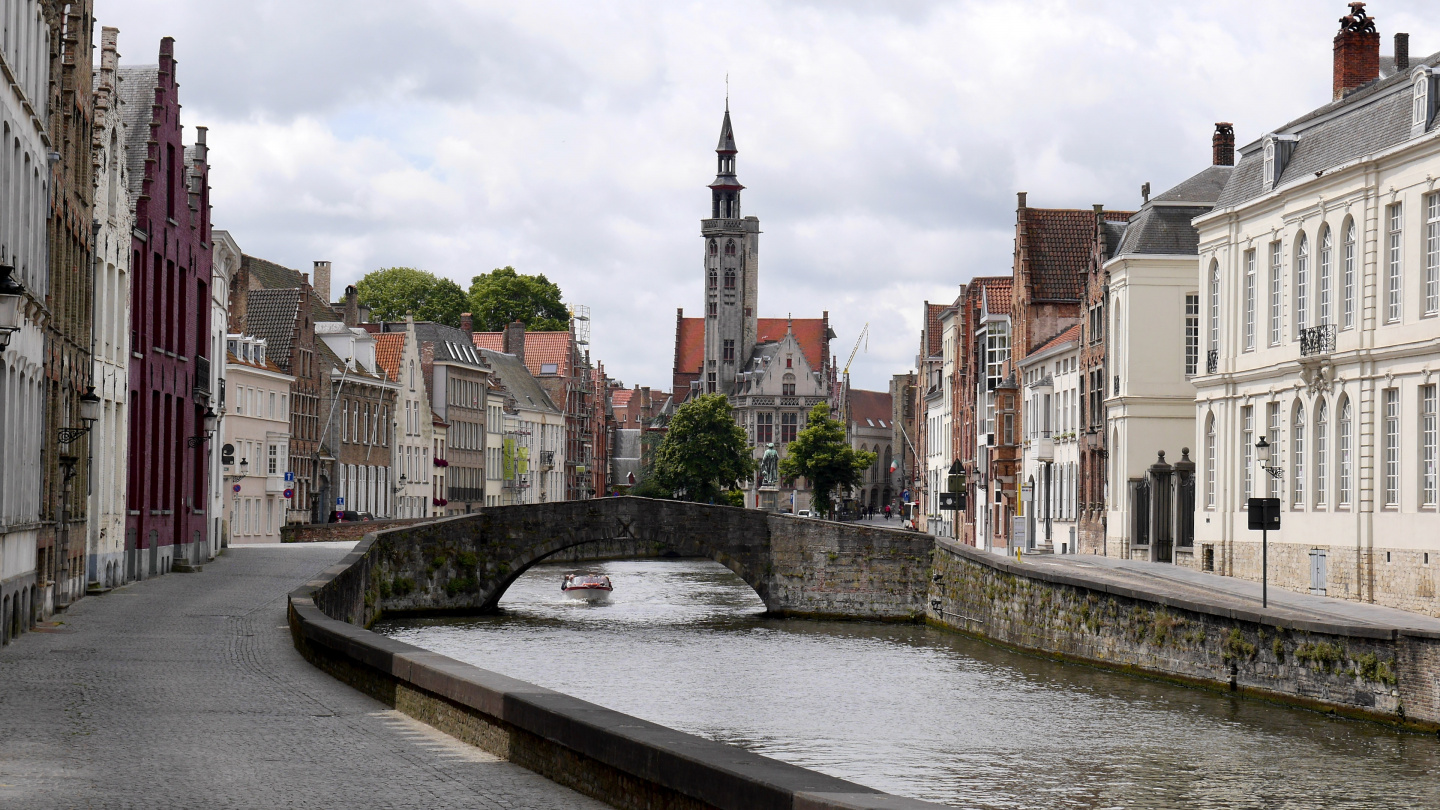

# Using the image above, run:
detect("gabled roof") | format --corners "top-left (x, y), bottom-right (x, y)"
top-left (470, 331), bottom-right (574, 377)
top-left (1215, 50), bottom-right (1440, 210)
top-left (674, 318), bottom-right (704, 377)
top-left (225, 350), bottom-right (287, 376)
top-left (412, 323), bottom-right (486, 368)
top-left (924, 303), bottom-right (946, 358)
top-left (242, 254), bottom-right (306, 290)
top-left (244, 289), bottom-right (302, 366)
top-left (1022, 208), bottom-right (1133, 300)
top-left (611, 389), bottom-right (633, 408)
top-left (971, 277), bottom-right (1012, 316)
top-left (1115, 165), bottom-right (1230, 257)
top-left (116, 65), bottom-right (157, 198)
top-left (672, 317), bottom-right (830, 380)
top-left (1030, 324), bottom-right (1082, 357)
top-left (480, 349), bottom-right (559, 414)
top-left (373, 333), bottom-right (404, 383)
top-left (848, 388), bottom-right (892, 429)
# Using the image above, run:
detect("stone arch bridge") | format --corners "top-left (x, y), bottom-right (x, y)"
top-left (308, 497), bottom-right (933, 627)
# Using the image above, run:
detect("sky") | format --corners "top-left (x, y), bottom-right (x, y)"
top-left (99, 1), bottom-right (1440, 393)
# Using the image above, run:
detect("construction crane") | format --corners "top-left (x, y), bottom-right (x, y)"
top-left (844, 322), bottom-right (869, 377)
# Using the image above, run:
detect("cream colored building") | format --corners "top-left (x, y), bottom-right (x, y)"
top-left (1021, 326), bottom-right (1082, 554)
top-left (375, 320), bottom-right (434, 519)
top-left (481, 349), bottom-right (565, 505)
top-left (1195, 47), bottom-right (1440, 614)
top-left (223, 335), bottom-right (293, 544)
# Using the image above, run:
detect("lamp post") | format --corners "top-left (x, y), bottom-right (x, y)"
top-left (1252, 435), bottom-right (1284, 608)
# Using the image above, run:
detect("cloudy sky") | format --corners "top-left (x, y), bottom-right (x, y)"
top-left (102, 1), bottom-right (1438, 392)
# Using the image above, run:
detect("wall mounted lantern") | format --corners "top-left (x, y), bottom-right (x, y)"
top-left (186, 407), bottom-right (219, 447)
top-left (57, 386), bottom-right (102, 444)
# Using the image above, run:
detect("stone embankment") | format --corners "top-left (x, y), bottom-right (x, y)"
top-left (927, 538), bottom-right (1440, 729)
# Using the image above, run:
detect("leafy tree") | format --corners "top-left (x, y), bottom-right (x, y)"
top-left (780, 402), bottom-right (877, 518)
top-left (650, 394), bottom-right (757, 504)
top-left (468, 266), bottom-right (569, 332)
top-left (355, 267), bottom-right (468, 326)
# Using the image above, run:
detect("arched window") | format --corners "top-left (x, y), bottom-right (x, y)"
top-left (724, 268), bottom-right (735, 289)
top-left (1342, 219), bottom-right (1356, 329)
top-left (782, 373), bottom-right (796, 396)
top-left (709, 240), bottom-right (718, 256)
top-left (1294, 232), bottom-right (1309, 337)
top-left (1415, 73), bottom-right (1430, 128)
top-left (1292, 403), bottom-right (1306, 507)
top-left (1318, 225), bottom-right (1332, 326)
top-left (1205, 413), bottom-right (1216, 509)
top-left (408, 360), bottom-right (415, 391)
top-left (1208, 261), bottom-right (1220, 359)
top-left (724, 239), bottom-right (736, 256)
top-left (1314, 399), bottom-right (1329, 508)
top-left (708, 268), bottom-right (717, 289)
top-left (1338, 395), bottom-right (1352, 506)
top-left (1263, 139), bottom-right (1276, 186)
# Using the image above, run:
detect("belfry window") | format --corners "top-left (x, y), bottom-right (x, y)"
top-left (709, 240), bottom-right (718, 256)
top-left (725, 240), bottom-right (736, 256)
top-left (724, 269), bottom-right (736, 289)
top-left (723, 340), bottom-right (735, 362)
top-left (708, 268), bottom-right (717, 289)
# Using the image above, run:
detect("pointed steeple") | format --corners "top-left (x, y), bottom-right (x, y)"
top-left (716, 106), bottom-right (737, 154)
top-left (709, 102), bottom-right (743, 218)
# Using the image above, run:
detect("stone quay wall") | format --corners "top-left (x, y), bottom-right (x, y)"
top-left (288, 506), bottom-right (947, 810)
top-left (281, 516), bottom-right (434, 544)
top-left (928, 538), bottom-right (1440, 728)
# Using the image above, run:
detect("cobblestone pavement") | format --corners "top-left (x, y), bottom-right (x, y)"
top-left (0, 542), bottom-right (610, 810)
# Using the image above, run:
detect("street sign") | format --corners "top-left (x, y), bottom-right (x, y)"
top-left (221, 443), bottom-right (235, 465)
top-left (232, 484), bottom-right (241, 493)
top-left (1247, 498), bottom-right (1281, 530)
top-left (284, 471), bottom-right (294, 482)
top-left (938, 492), bottom-right (962, 511)
top-left (336, 497), bottom-right (345, 506)
top-left (283, 488), bottom-right (294, 499)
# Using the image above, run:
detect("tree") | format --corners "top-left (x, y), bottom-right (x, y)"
top-left (650, 394), bottom-right (757, 504)
top-left (355, 267), bottom-right (468, 326)
top-left (780, 402), bottom-right (877, 518)
top-left (468, 266), bottom-right (569, 332)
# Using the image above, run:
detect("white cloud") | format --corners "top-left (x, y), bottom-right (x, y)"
top-left (98, 0), bottom-right (1440, 390)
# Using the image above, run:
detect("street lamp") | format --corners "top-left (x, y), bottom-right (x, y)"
top-left (57, 386), bottom-right (102, 444)
top-left (1250, 434), bottom-right (1284, 608)
top-left (0, 263), bottom-right (24, 352)
top-left (186, 407), bottom-right (219, 448)
top-left (1255, 434), bottom-right (1283, 481)
top-left (393, 473), bottom-right (408, 494)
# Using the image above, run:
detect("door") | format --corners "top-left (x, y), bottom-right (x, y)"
top-left (1310, 549), bottom-right (1327, 595)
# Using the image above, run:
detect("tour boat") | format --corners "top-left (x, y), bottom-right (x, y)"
top-left (561, 573), bottom-right (613, 602)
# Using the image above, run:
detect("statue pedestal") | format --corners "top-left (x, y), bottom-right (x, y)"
top-left (757, 487), bottom-right (779, 511)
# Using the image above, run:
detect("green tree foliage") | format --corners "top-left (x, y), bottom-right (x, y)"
top-left (468, 266), bottom-right (569, 332)
top-left (780, 402), bottom-right (877, 518)
top-left (355, 267), bottom-right (468, 326)
top-left (650, 394), bottom-right (757, 504)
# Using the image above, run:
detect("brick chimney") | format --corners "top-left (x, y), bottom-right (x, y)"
top-left (313, 261), bottom-right (331, 304)
top-left (1334, 2), bottom-right (1380, 101)
top-left (1395, 32), bottom-right (1410, 72)
top-left (459, 312), bottom-right (473, 333)
top-left (1212, 123), bottom-right (1235, 166)
top-left (504, 320), bottom-right (526, 367)
top-left (343, 285), bottom-right (359, 327)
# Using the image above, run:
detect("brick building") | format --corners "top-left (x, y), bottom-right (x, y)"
top-left (1078, 205), bottom-right (1131, 554)
top-left (121, 37), bottom-right (215, 577)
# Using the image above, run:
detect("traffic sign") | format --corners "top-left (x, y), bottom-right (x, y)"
top-left (283, 488), bottom-right (294, 499)
top-left (336, 497), bottom-right (345, 506)
top-left (232, 484), bottom-right (241, 493)
top-left (284, 471), bottom-right (294, 482)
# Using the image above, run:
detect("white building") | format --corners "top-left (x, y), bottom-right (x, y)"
top-left (973, 288), bottom-right (1012, 550)
top-left (210, 232), bottom-right (241, 550)
top-left (1103, 164), bottom-right (1231, 561)
top-left (924, 305), bottom-right (958, 537)
top-left (1195, 20), bottom-right (1440, 614)
top-left (480, 348), bottom-right (566, 505)
top-left (1021, 325), bottom-right (1082, 554)
top-left (223, 335), bottom-right (293, 544)
top-left (374, 320), bottom-right (434, 519)
top-left (1, 0), bottom-right (52, 643)
top-left (86, 26), bottom-right (131, 589)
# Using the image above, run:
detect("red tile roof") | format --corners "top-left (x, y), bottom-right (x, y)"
top-left (470, 331), bottom-right (573, 377)
top-left (1031, 324), bottom-right (1082, 356)
top-left (672, 317), bottom-right (830, 387)
top-left (471, 333), bottom-right (503, 352)
top-left (1021, 209), bottom-right (1131, 300)
top-left (849, 388), bottom-right (892, 428)
top-left (924, 303), bottom-right (946, 358)
top-left (611, 389), bottom-right (633, 408)
top-left (971, 277), bottom-right (1012, 311)
top-left (373, 333), bottom-right (404, 382)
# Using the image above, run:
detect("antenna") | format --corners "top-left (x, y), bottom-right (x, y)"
top-left (725, 74), bottom-right (729, 110)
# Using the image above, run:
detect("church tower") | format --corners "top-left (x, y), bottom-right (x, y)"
top-left (702, 103), bottom-right (760, 395)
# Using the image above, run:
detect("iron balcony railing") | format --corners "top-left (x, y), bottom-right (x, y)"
top-left (1206, 349), bottom-right (1218, 375)
top-left (1300, 324), bottom-right (1336, 357)
top-left (194, 355), bottom-right (211, 396)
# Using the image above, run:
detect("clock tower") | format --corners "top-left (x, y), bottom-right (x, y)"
top-left (701, 103), bottom-right (759, 396)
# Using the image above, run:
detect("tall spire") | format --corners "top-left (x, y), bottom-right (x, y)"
top-left (716, 108), bottom-right (737, 154)
top-left (709, 102), bottom-right (742, 218)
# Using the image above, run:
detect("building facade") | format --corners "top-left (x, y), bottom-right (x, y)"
top-left (374, 321), bottom-right (434, 519)
top-left (122, 37), bottom-right (214, 578)
top-left (210, 231), bottom-right (242, 546)
top-left (87, 26), bottom-right (131, 587)
top-left (223, 334), bottom-right (292, 543)
top-left (481, 348), bottom-right (565, 505)
top-left (845, 388), bottom-right (893, 513)
top-left (1020, 326), bottom-right (1081, 553)
top-left (1195, 11), bottom-right (1440, 614)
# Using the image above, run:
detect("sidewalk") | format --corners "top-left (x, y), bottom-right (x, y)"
top-left (0, 542), bottom-right (608, 810)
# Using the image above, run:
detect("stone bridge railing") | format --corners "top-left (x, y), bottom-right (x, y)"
top-left (287, 498), bottom-right (944, 810)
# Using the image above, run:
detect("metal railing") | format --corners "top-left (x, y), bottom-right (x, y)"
top-left (1300, 324), bottom-right (1336, 357)
top-left (194, 355), bottom-right (211, 396)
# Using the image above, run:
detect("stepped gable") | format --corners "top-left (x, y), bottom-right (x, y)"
top-left (373, 333), bottom-right (404, 382)
top-left (1023, 208), bottom-right (1133, 300)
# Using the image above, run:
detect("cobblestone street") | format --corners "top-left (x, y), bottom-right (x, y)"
top-left (0, 543), bottom-right (610, 810)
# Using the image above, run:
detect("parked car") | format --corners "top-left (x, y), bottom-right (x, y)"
top-left (797, 509), bottom-right (812, 518)
top-left (327, 510), bottom-right (374, 523)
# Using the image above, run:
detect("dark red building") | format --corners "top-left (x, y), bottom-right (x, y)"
top-left (122, 38), bottom-right (214, 576)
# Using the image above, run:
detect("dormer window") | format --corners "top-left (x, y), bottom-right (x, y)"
top-left (1262, 139), bottom-right (1275, 188)
top-left (1260, 134), bottom-right (1297, 192)
top-left (1413, 67), bottom-right (1435, 138)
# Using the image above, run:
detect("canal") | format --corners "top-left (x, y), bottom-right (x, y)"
top-left (377, 557), bottom-right (1440, 809)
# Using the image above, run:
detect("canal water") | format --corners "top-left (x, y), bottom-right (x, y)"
top-left (377, 558), bottom-right (1440, 809)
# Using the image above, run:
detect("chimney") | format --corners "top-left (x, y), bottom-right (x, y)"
top-left (460, 312), bottom-right (473, 333)
top-left (343, 285), bottom-right (359, 328)
top-left (301, 272), bottom-right (310, 287)
top-left (1334, 2), bottom-right (1381, 101)
top-left (1212, 122), bottom-right (1235, 166)
top-left (504, 320), bottom-right (526, 367)
top-left (100, 26), bottom-right (119, 74)
top-left (1395, 32), bottom-right (1410, 72)
top-left (313, 261), bottom-right (331, 304)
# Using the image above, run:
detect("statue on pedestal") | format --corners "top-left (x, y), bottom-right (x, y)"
top-left (761, 443), bottom-right (779, 488)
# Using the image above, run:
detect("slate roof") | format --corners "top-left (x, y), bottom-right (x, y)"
top-left (373, 333), bottom-right (405, 383)
top-left (1215, 50), bottom-right (1440, 210)
top-left (116, 66), bottom-right (157, 199)
top-left (672, 317), bottom-right (830, 379)
top-left (1115, 205), bottom-right (1213, 257)
top-left (1022, 208), bottom-right (1132, 300)
top-left (848, 388), bottom-right (892, 430)
top-left (413, 323), bottom-right (486, 368)
top-left (480, 349), bottom-right (559, 413)
top-left (1101, 221), bottom-right (1128, 262)
top-left (243, 289), bottom-right (302, 368)
top-left (1152, 165), bottom-right (1232, 204)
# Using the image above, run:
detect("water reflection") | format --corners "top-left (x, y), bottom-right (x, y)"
top-left (378, 558), bottom-right (1440, 809)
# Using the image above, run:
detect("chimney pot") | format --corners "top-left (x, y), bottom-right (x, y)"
top-left (343, 285), bottom-right (359, 328)
top-left (1334, 2), bottom-right (1381, 101)
top-left (1212, 122), bottom-right (1236, 166)
top-left (1395, 32), bottom-right (1410, 72)
top-left (1017, 191), bottom-right (1027, 209)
